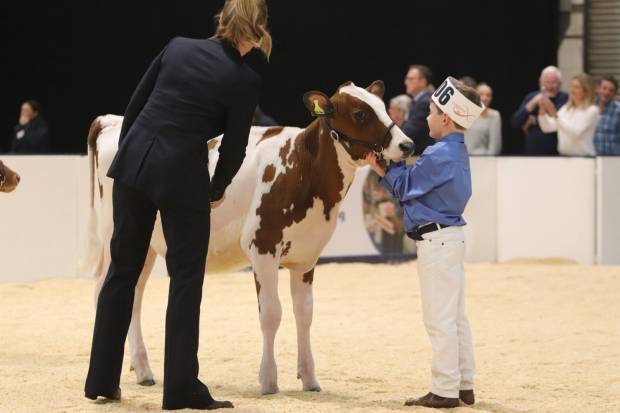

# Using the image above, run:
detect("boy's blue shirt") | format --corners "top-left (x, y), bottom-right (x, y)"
top-left (380, 132), bottom-right (472, 231)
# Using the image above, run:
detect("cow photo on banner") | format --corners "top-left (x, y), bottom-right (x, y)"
top-left (363, 169), bottom-right (415, 255)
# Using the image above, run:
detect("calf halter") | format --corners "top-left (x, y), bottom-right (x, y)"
top-left (320, 117), bottom-right (395, 159)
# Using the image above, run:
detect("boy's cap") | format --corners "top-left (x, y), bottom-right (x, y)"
top-left (431, 77), bottom-right (484, 129)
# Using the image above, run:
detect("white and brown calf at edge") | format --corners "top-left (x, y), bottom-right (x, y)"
top-left (84, 80), bottom-right (415, 394)
top-left (0, 160), bottom-right (21, 193)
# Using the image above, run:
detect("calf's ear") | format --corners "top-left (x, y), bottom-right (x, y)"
top-left (366, 80), bottom-right (385, 99)
top-left (303, 91), bottom-right (334, 117)
top-left (338, 80), bottom-right (354, 90)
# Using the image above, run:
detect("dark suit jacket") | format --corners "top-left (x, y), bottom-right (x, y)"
top-left (108, 36), bottom-right (267, 209)
top-left (511, 90), bottom-right (568, 155)
top-left (401, 90), bottom-right (433, 155)
top-left (11, 118), bottom-right (51, 154)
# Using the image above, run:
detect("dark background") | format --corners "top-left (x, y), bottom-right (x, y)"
top-left (3, 0), bottom-right (559, 154)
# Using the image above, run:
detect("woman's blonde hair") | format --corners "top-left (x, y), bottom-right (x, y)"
top-left (215, 0), bottom-right (272, 58)
top-left (476, 82), bottom-right (493, 117)
top-left (567, 73), bottom-right (595, 109)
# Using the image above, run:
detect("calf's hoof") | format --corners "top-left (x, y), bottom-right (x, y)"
top-left (260, 384), bottom-right (279, 395)
top-left (298, 374), bottom-right (321, 392)
top-left (303, 385), bottom-right (322, 392)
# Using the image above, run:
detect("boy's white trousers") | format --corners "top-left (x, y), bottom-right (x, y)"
top-left (416, 225), bottom-right (475, 398)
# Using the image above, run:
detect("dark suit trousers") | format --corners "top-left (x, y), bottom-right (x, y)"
top-left (85, 181), bottom-right (210, 400)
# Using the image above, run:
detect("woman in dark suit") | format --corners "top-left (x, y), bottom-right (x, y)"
top-left (84, 0), bottom-right (271, 409)
top-left (10, 100), bottom-right (51, 154)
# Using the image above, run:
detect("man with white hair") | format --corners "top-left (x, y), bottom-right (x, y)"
top-left (511, 66), bottom-right (569, 155)
top-left (388, 94), bottom-right (412, 127)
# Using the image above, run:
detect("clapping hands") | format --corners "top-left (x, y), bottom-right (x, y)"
top-left (538, 96), bottom-right (557, 118)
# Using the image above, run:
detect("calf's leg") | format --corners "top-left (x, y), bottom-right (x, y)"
top-left (128, 247), bottom-right (157, 385)
top-left (290, 268), bottom-right (321, 391)
top-left (252, 255), bottom-right (282, 395)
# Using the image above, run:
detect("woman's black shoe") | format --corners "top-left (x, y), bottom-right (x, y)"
top-left (163, 399), bottom-right (233, 410)
top-left (85, 387), bottom-right (121, 402)
top-left (163, 381), bottom-right (233, 410)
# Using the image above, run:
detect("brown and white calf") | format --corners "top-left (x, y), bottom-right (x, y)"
top-left (85, 80), bottom-right (414, 394)
top-left (0, 160), bottom-right (20, 193)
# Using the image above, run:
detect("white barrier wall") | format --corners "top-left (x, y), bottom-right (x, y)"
top-left (1, 156), bottom-right (87, 282)
top-left (497, 157), bottom-right (596, 264)
top-left (597, 157), bottom-right (620, 265)
top-left (463, 157), bottom-right (498, 262)
top-left (1, 155), bottom-right (618, 282)
top-left (0, 156), bottom-right (168, 283)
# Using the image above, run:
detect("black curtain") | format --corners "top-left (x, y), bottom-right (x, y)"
top-left (3, 0), bottom-right (559, 155)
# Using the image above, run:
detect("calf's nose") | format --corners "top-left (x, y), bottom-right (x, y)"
top-left (399, 140), bottom-right (415, 156)
top-left (16, 174), bottom-right (21, 183)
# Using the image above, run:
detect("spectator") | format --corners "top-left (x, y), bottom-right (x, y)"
top-left (459, 76), bottom-right (477, 88)
top-left (10, 100), bottom-right (51, 154)
top-left (464, 83), bottom-right (502, 155)
top-left (538, 73), bottom-right (599, 156)
top-left (511, 66), bottom-right (568, 155)
top-left (593, 76), bottom-right (620, 155)
top-left (401, 64), bottom-right (434, 154)
top-left (388, 94), bottom-right (412, 127)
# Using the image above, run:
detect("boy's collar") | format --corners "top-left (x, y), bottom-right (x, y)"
top-left (437, 132), bottom-right (464, 143)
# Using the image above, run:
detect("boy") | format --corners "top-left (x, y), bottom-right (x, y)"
top-left (367, 77), bottom-right (483, 408)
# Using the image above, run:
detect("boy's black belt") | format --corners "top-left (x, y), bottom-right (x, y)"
top-left (407, 223), bottom-right (451, 241)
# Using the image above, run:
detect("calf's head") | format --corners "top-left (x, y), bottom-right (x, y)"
top-left (303, 80), bottom-right (415, 163)
top-left (0, 160), bottom-right (20, 193)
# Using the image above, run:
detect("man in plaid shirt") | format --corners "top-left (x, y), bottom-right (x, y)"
top-left (593, 76), bottom-right (620, 155)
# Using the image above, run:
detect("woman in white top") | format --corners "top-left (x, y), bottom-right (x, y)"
top-left (464, 83), bottom-right (502, 155)
top-left (538, 73), bottom-right (600, 156)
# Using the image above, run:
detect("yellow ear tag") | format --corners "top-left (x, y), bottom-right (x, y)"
top-left (313, 99), bottom-right (325, 116)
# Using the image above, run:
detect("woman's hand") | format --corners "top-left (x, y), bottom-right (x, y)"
top-left (525, 93), bottom-right (544, 112)
top-left (365, 152), bottom-right (387, 177)
top-left (538, 100), bottom-right (548, 116)
top-left (210, 194), bottom-right (226, 209)
top-left (540, 97), bottom-right (557, 118)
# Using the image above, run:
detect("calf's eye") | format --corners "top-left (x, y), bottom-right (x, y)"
top-left (353, 111), bottom-right (368, 122)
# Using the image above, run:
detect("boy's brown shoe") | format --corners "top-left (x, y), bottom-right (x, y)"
top-left (459, 389), bottom-right (475, 405)
top-left (404, 392), bottom-right (459, 408)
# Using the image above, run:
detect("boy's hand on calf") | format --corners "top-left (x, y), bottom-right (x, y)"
top-left (365, 152), bottom-right (387, 177)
